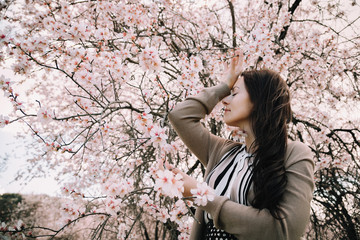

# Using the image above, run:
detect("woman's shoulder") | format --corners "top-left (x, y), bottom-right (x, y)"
top-left (285, 140), bottom-right (314, 168)
top-left (216, 139), bottom-right (242, 158)
top-left (208, 139), bottom-right (242, 167)
top-left (287, 140), bottom-right (311, 152)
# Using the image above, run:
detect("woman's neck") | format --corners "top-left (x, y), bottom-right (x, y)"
top-left (245, 132), bottom-right (255, 154)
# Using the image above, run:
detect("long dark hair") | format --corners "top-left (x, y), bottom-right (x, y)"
top-left (242, 70), bottom-right (291, 219)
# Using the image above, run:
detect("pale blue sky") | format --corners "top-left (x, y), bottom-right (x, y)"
top-left (0, 70), bottom-right (59, 196)
top-left (0, 119), bottom-right (60, 196)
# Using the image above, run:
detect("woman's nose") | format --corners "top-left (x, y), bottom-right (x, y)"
top-left (222, 95), bottom-right (230, 105)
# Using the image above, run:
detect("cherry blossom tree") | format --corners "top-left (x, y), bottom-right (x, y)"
top-left (0, 0), bottom-right (359, 239)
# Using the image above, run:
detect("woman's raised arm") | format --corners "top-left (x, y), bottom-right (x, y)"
top-left (168, 83), bottom-right (232, 166)
top-left (168, 53), bottom-right (244, 166)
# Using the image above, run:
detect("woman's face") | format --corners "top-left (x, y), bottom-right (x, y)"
top-left (222, 76), bottom-right (253, 128)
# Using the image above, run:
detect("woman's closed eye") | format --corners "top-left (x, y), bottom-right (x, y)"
top-left (231, 86), bottom-right (240, 96)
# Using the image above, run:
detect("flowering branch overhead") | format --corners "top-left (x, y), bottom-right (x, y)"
top-left (0, 0), bottom-right (359, 239)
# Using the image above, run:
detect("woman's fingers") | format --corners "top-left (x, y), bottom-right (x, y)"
top-left (171, 167), bottom-right (182, 175)
top-left (159, 159), bottom-right (165, 171)
top-left (222, 51), bottom-right (245, 88)
top-left (235, 50), bottom-right (244, 73)
top-left (223, 61), bottom-right (229, 72)
top-left (231, 56), bottom-right (238, 71)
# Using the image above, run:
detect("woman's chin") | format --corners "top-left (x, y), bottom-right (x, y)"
top-left (224, 120), bottom-right (237, 127)
top-left (224, 120), bottom-right (247, 131)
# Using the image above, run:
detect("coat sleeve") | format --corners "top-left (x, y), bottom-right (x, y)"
top-left (168, 83), bottom-right (232, 166)
top-left (199, 141), bottom-right (315, 240)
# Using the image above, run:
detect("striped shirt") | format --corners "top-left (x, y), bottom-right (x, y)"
top-left (205, 145), bottom-right (254, 223)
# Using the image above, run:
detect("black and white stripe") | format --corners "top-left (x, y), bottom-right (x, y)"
top-left (205, 145), bottom-right (254, 223)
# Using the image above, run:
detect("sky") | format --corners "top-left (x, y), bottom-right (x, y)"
top-left (0, 68), bottom-right (60, 196)
top-left (0, 122), bottom-right (60, 196)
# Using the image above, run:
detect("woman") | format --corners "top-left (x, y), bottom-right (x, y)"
top-left (168, 54), bottom-right (315, 240)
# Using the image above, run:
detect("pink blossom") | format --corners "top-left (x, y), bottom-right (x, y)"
top-left (37, 107), bottom-right (53, 123)
top-left (139, 46), bottom-right (162, 72)
top-left (150, 125), bottom-right (168, 148)
top-left (169, 200), bottom-right (189, 224)
top-left (156, 208), bottom-right (170, 223)
top-left (190, 182), bottom-right (215, 206)
top-left (0, 115), bottom-right (9, 127)
top-left (154, 169), bottom-right (184, 198)
top-left (178, 232), bottom-right (190, 240)
top-left (102, 177), bottom-right (134, 198)
top-left (134, 108), bottom-right (153, 131)
top-left (0, 75), bottom-right (11, 92)
top-left (104, 197), bottom-right (122, 216)
top-left (139, 194), bottom-right (153, 207)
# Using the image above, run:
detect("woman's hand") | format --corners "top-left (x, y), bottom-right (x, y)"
top-left (223, 50), bottom-right (244, 89)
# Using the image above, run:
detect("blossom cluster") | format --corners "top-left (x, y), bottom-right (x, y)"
top-left (0, 220), bottom-right (27, 239)
top-left (134, 108), bottom-right (176, 154)
top-left (153, 168), bottom-right (215, 207)
top-left (139, 47), bottom-right (162, 72)
top-left (61, 186), bottom-right (84, 199)
top-left (0, 75), bottom-right (23, 111)
top-left (37, 107), bottom-right (53, 123)
top-left (61, 202), bottom-right (86, 222)
top-left (0, 115), bottom-right (9, 128)
top-left (190, 182), bottom-right (216, 206)
top-left (102, 176), bottom-right (134, 198)
top-left (154, 169), bottom-right (184, 198)
top-left (177, 54), bottom-right (204, 95)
